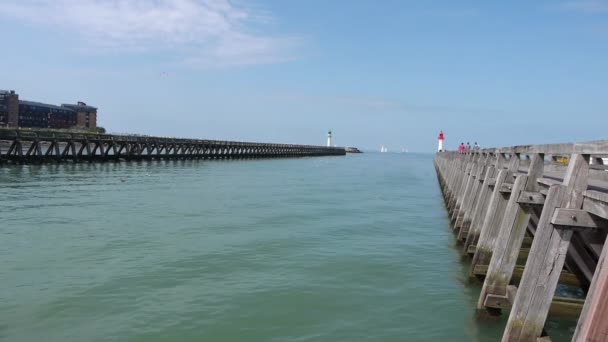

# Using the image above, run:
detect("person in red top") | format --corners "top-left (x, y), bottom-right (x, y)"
top-left (458, 142), bottom-right (465, 153)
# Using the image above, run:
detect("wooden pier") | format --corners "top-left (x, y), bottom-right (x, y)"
top-left (434, 141), bottom-right (608, 342)
top-left (0, 128), bottom-right (345, 164)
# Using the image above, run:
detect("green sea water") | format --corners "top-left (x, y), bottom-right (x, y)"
top-left (0, 153), bottom-right (577, 341)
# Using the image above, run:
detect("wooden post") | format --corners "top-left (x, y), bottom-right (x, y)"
top-left (478, 153), bottom-right (544, 311)
top-left (503, 153), bottom-right (590, 341)
top-left (454, 153), bottom-right (482, 231)
top-left (458, 153), bottom-right (492, 241)
top-left (464, 153), bottom-right (506, 252)
top-left (572, 237), bottom-right (608, 341)
top-left (447, 155), bottom-right (462, 206)
top-left (450, 154), bottom-right (473, 221)
top-left (445, 156), bottom-right (460, 210)
top-left (470, 168), bottom-right (511, 277)
top-left (470, 153), bottom-right (520, 277)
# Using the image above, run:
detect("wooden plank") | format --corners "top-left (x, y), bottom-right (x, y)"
top-left (551, 208), bottom-right (608, 230)
top-left (463, 159), bottom-right (499, 251)
top-left (503, 184), bottom-right (569, 341)
top-left (458, 157), bottom-right (490, 239)
top-left (537, 177), bottom-right (561, 187)
top-left (583, 192), bottom-right (608, 221)
top-left (469, 170), bottom-right (512, 277)
top-left (572, 237), bottom-right (608, 341)
top-left (518, 191), bottom-right (545, 206)
top-left (467, 244), bottom-right (477, 255)
top-left (473, 264), bottom-right (581, 287)
top-left (484, 293), bottom-right (584, 317)
top-left (464, 164), bottom-right (498, 252)
top-left (584, 190), bottom-right (608, 203)
top-left (452, 160), bottom-right (475, 224)
top-left (478, 175), bottom-right (530, 311)
top-left (455, 157), bottom-right (482, 230)
top-left (499, 183), bottom-right (514, 194)
top-left (483, 140), bottom-right (608, 155)
top-left (479, 154), bottom-right (545, 311)
top-left (504, 154), bottom-right (590, 341)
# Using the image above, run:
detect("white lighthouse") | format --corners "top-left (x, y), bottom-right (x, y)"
top-left (438, 130), bottom-right (444, 152)
top-left (327, 129), bottom-right (332, 147)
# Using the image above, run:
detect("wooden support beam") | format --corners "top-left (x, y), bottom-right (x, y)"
top-left (573, 235), bottom-right (608, 341)
top-left (500, 182), bottom-right (515, 194)
top-left (583, 190), bottom-right (608, 221)
top-left (464, 154), bottom-right (507, 254)
top-left (472, 264), bottom-right (581, 287)
top-left (478, 174), bottom-right (530, 311)
top-left (479, 154), bottom-right (545, 313)
top-left (484, 285), bottom-right (584, 317)
top-left (503, 153), bottom-right (590, 342)
top-left (551, 208), bottom-right (608, 231)
top-left (470, 169), bottom-right (512, 277)
top-left (457, 156), bottom-right (490, 240)
top-left (517, 191), bottom-right (545, 207)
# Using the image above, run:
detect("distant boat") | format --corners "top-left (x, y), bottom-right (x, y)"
top-left (380, 146), bottom-right (388, 153)
top-left (401, 147), bottom-right (408, 153)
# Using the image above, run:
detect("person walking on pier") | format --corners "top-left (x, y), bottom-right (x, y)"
top-left (466, 142), bottom-right (471, 150)
top-left (458, 142), bottom-right (465, 154)
top-left (474, 142), bottom-right (480, 150)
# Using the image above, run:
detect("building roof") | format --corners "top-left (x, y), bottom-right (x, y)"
top-left (61, 103), bottom-right (97, 111)
top-left (20, 100), bottom-right (75, 112)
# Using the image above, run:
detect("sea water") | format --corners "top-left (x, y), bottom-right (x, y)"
top-left (0, 153), bottom-right (576, 341)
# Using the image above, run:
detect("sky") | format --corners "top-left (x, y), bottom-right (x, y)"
top-left (0, 0), bottom-right (606, 152)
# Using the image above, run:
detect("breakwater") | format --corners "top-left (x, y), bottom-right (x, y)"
top-left (0, 128), bottom-right (345, 164)
top-left (434, 141), bottom-right (608, 341)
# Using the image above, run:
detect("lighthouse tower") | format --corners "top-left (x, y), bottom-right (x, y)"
top-left (327, 130), bottom-right (332, 147)
top-left (438, 130), bottom-right (444, 152)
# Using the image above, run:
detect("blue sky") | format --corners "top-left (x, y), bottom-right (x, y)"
top-left (1, 0), bottom-right (606, 151)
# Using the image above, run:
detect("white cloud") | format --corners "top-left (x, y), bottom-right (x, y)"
top-left (0, 0), bottom-right (298, 68)
top-left (558, 0), bottom-right (608, 13)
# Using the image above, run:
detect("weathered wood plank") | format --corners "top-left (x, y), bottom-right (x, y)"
top-left (583, 191), bottom-right (608, 221)
top-left (478, 174), bottom-right (530, 311)
top-left (469, 169), bottom-right (512, 277)
top-left (476, 140), bottom-right (608, 155)
top-left (472, 263), bottom-right (581, 287)
top-left (551, 208), bottom-right (608, 230)
top-left (504, 154), bottom-right (591, 342)
top-left (518, 191), bottom-right (545, 206)
top-left (572, 236), bottom-right (608, 341)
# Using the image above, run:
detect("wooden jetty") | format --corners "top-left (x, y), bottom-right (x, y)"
top-left (0, 128), bottom-right (345, 164)
top-left (434, 141), bottom-right (608, 342)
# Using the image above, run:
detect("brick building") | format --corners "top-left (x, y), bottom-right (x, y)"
top-left (61, 102), bottom-right (97, 129)
top-left (0, 90), bottom-right (98, 129)
top-left (0, 90), bottom-right (19, 127)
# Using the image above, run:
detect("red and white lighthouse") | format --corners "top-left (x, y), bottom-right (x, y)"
top-left (438, 130), bottom-right (444, 152)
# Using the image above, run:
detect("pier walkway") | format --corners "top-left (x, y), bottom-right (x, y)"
top-left (434, 141), bottom-right (608, 341)
top-left (0, 128), bottom-right (345, 164)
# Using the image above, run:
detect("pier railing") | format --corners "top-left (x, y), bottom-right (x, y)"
top-left (434, 141), bottom-right (608, 342)
top-left (0, 128), bottom-right (346, 163)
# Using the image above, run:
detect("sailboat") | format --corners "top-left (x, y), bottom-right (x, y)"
top-left (380, 145), bottom-right (388, 153)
